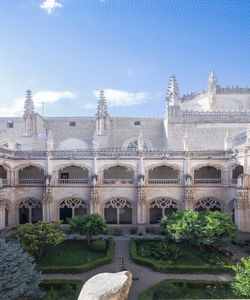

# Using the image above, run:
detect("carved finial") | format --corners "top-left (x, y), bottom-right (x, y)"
top-left (166, 75), bottom-right (180, 107)
top-left (208, 70), bottom-right (217, 95)
top-left (24, 90), bottom-right (35, 118)
top-left (224, 129), bottom-right (232, 151)
top-left (97, 90), bottom-right (108, 117)
top-left (183, 130), bottom-right (189, 151)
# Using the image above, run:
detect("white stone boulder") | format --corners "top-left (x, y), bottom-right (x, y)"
top-left (78, 271), bottom-right (132, 300)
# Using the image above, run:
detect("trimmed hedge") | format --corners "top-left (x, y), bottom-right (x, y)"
top-left (38, 237), bottom-right (114, 274)
top-left (130, 238), bottom-right (234, 274)
top-left (138, 279), bottom-right (235, 300)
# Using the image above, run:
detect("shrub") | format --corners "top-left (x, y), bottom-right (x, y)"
top-left (113, 228), bottom-right (124, 236)
top-left (232, 257), bottom-right (250, 297)
top-left (0, 239), bottom-right (43, 300)
top-left (90, 239), bottom-right (106, 252)
top-left (69, 214), bottom-right (107, 247)
top-left (7, 221), bottom-right (65, 259)
top-left (130, 228), bottom-right (137, 234)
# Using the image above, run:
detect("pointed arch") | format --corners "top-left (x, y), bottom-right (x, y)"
top-left (194, 197), bottom-right (222, 212)
top-left (16, 197), bottom-right (43, 224)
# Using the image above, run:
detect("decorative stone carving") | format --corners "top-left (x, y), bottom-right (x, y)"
top-left (19, 198), bottom-right (41, 209)
top-left (43, 187), bottom-right (53, 204)
top-left (78, 271), bottom-right (132, 300)
top-left (137, 188), bottom-right (146, 205)
top-left (235, 189), bottom-right (250, 209)
top-left (59, 198), bottom-right (87, 209)
top-left (104, 199), bottom-right (132, 209)
top-left (195, 198), bottom-right (221, 211)
top-left (90, 188), bottom-right (99, 205)
top-left (184, 188), bottom-right (194, 204)
top-left (149, 198), bottom-right (177, 209)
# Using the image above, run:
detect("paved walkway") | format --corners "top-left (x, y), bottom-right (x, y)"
top-left (43, 238), bottom-right (237, 300)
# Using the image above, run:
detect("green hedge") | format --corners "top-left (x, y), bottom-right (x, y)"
top-left (38, 237), bottom-right (114, 274)
top-left (130, 238), bottom-right (234, 274)
top-left (138, 279), bottom-right (234, 300)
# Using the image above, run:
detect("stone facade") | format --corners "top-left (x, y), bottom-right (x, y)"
top-left (0, 71), bottom-right (250, 233)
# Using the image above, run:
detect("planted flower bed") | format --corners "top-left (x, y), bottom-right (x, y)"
top-left (130, 238), bottom-right (234, 274)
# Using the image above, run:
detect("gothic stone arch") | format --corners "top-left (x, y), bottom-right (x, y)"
top-left (103, 198), bottom-right (134, 225)
top-left (16, 198), bottom-right (42, 224)
top-left (148, 197), bottom-right (179, 224)
top-left (194, 197), bottom-right (222, 212)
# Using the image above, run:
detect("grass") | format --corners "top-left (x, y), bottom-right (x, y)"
top-left (37, 239), bottom-right (106, 267)
top-left (139, 279), bottom-right (248, 300)
top-left (136, 239), bottom-right (231, 266)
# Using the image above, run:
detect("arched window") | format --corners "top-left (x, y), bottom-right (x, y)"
top-left (58, 166), bottom-right (89, 184)
top-left (18, 166), bottom-right (44, 185)
top-left (104, 199), bottom-right (132, 224)
top-left (103, 166), bottom-right (134, 184)
top-left (0, 165), bottom-right (7, 179)
top-left (195, 198), bottom-right (221, 212)
top-left (59, 198), bottom-right (87, 223)
top-left (149, 198), bottom-right (178, 224)
top-left (194, 166), bottom-right (221, 184)
top-left (148, 166), bottom-right (179, 184)
top-left (18, 199), bottom-right (42, 224)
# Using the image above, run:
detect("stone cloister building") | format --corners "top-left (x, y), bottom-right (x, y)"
top-left (0, 71), bottom-right (250, 234)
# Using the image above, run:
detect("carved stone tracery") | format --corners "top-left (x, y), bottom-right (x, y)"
top-left (90, 188), bottom-right (99, 204)
top-left (59, 198), bottom-right (87, 209)
top-left (195, 198), bottom-right (221, 211)
top-left (104, 198), bottom-right (132, 209)
top-left (137, 189), bottom-right (146, 205)
top-left (19, 198), bottom-right (41, 209)
top-left (149, 198), bottom-right (177, 209)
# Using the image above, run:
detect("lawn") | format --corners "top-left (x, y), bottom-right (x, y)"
top-left (136, 239), bottom-right (231, 266)
top-left (139, 279), bottom-right (248, 299)
top-left (37, 239), bottom-right (106, 267)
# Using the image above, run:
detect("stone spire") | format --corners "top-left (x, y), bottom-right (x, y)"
top-left (24, 90), bottom-right (35, 118)
top-left (208, 70), bottom-right (217, 97)
top-left (96, 90), bottom-right (109, 136)
top-left (97, 90), bottom-right (108, 117)
top-left (166, 75), bottom-right (180, 107)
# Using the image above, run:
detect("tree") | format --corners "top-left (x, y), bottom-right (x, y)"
top-left (0, 239), bottom-right (43, 300)
top-left (159, 210), bottom-right (237, 252)
top-left (232, 257), bottom-right (250, 297)
top-left (7, 221), bottom-right (65, 259)
top-left (69, 214), bottom-right (107, 246)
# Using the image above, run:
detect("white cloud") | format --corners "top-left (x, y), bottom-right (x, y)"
top-left (126, 69), bottom-right (134, 76)
top-left (40, 0), bottom-right (63, 14)
top-left (93, 89), bottom-right (149, 107)
top-left (0, 91), bottom-right (75, 117)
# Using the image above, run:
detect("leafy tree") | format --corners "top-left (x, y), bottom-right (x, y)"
top-left (0, 239), bottom-right (43, 300)
top-left (7, 221), bottom-right (65, 259)
top-left (232, 257), bottom-right (250, 297)
top-left (159, 210), bottom-right (237, 252)
top-left (69, 214), bottom-right (107, 246)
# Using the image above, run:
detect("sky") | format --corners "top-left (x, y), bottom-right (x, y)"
top-left (0, 0), bottom-right (249, 117)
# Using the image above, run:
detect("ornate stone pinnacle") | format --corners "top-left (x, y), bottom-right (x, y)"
top-left (97, 90), bottom-right (108, 117)
top-left (166, 75), bottom-right (180, 106)
top-left (24, 90), bottom-right (35, 118)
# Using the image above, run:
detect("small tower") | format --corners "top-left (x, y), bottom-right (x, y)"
top-left (96, 90), bottom-right (109, 136)
top-left (23, 90), bottom-right (35, 136)
top-left (166, 75), bottom-right (180, 107)
top-left (208, 70), bottom-right (217, 99)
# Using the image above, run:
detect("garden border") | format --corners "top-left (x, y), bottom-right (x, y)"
top-left (38, 237), bottom-right (115, 274)
top-left (130, 238), bottom-right (234, 274)
top-left (138, 279), bottom-right (237, 300)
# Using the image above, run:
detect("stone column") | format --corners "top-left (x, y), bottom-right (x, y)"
top-left (137, 188), bottom-right (146, 234)
top-left (43, 187), bottom-right (53, 222)
top-left (184, 187), bottom-right (194, 211)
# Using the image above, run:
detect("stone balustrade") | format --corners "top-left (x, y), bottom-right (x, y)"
top-left (194, 179), bottom-right (222, 184)
top-left (57, 178), bottom-right (89, 185)
top-left (18, 179), bottom-right (44, 185)
top-left (148, 179), bottom-right (179, 184)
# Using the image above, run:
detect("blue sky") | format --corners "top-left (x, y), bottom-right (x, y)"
top-left (0, 0), bottom-right (249, 117)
